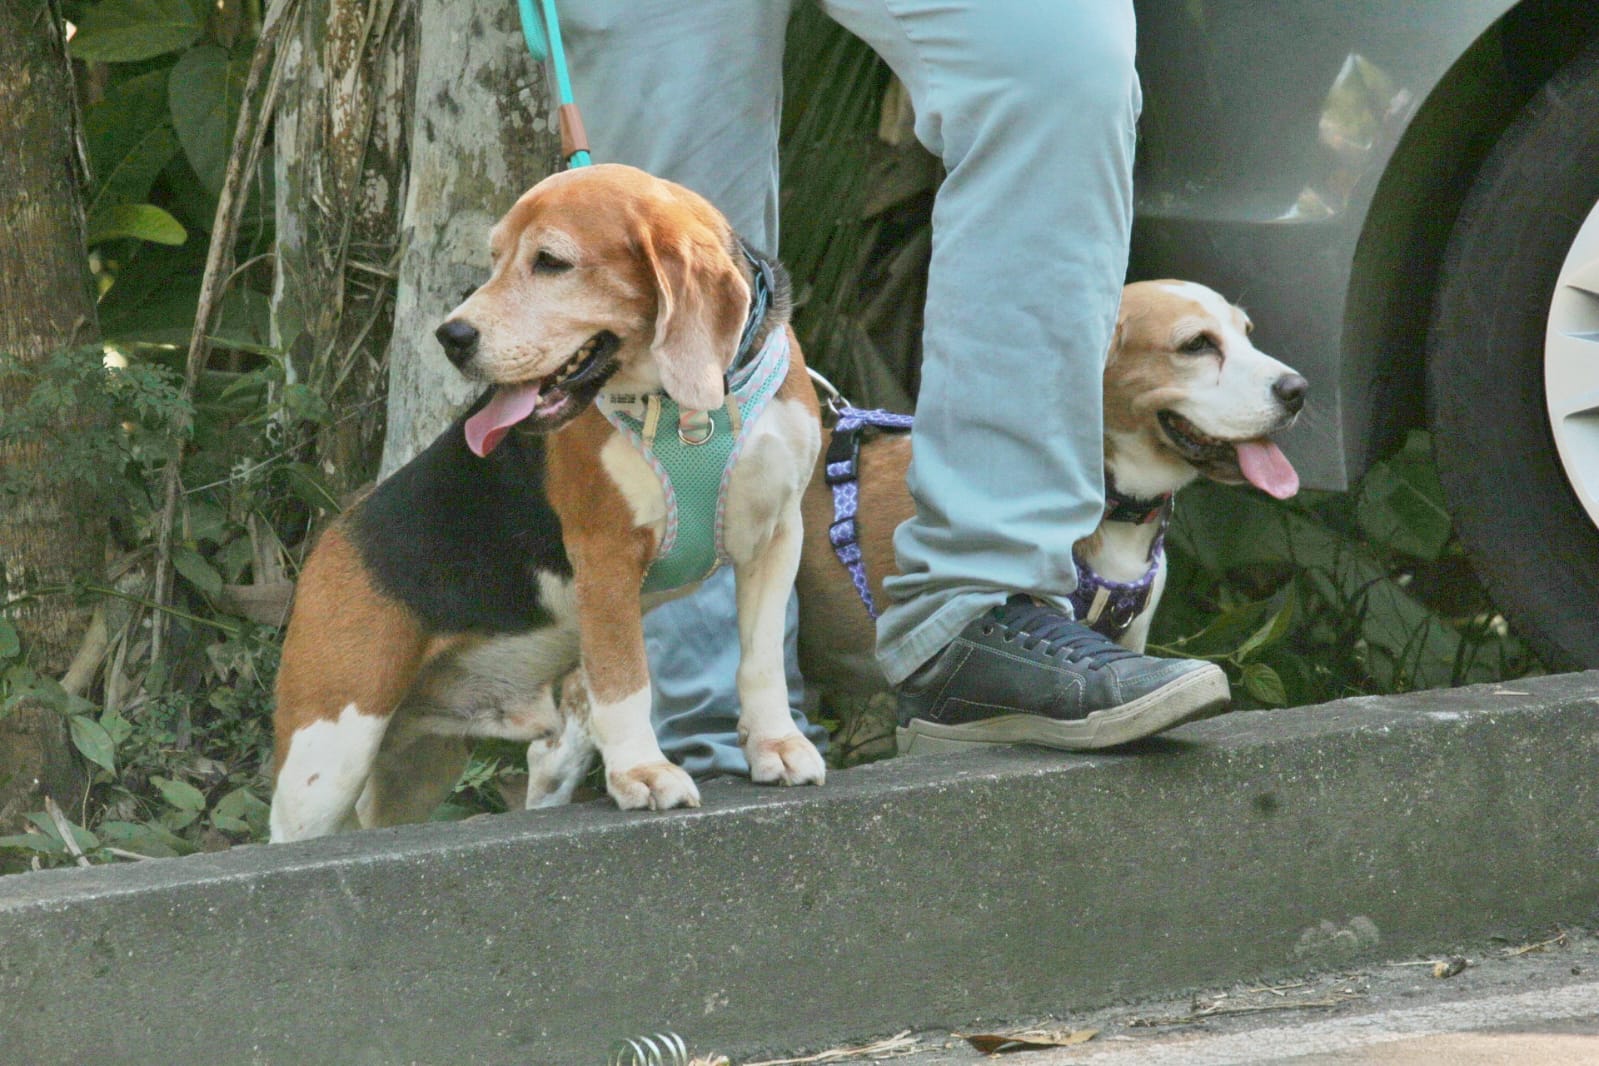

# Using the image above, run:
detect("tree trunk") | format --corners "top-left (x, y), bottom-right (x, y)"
top-left (272, 0), bottom-right (417, 495)
top-left (273, 0), bottom-right (559, 485)
top-left (378, 0), bottom-right (559, 474)
top-left (0, 1), bottom-right (101, 827)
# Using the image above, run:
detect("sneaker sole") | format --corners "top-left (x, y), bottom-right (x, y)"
top-left (896, 663), bottom-right (1231, 755)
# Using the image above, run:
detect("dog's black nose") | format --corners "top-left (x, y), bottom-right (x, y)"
top-left (435, 319), bottom-right (480, 366)
top-left (1273, 373), bottom-right (1308, 414)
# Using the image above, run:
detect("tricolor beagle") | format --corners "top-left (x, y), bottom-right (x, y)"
top-left (794, 280), bottom-right (1307, 701)
top-left (269, 165), bottom-right (825, 840)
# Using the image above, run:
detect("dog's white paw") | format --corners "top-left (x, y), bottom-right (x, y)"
top-left (745, 731), bottom-right (826, 787)
top-left (606, 760), bottom-right (701, 811)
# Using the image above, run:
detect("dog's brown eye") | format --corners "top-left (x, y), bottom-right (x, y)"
top-left (1180, 333), bottom-right (1217, 354)
top-left (533, 251), bottom-right (572, 274)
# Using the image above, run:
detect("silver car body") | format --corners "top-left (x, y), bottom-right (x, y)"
top-left (1130, 0), bottom-right (1595, 489)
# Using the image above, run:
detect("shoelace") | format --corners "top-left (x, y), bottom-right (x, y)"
top-left (983, 597), bottom-right (1142, 665)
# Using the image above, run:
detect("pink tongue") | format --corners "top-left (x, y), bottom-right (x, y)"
top-left (1236, 438), bottom-right (1300, 499)
top-left (464, 383), bottom-right (542, 457)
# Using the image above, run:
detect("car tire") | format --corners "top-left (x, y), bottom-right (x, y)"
top-left (1427, 39), bottom-right (1599, 671)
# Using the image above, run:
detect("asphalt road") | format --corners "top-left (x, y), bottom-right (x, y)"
top-left (745, 928), bottom-right (1599, 1066)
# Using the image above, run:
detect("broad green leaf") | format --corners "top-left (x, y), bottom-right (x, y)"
top-left (98, 820), bottom-right (186, 858)
top-left (1171, 482), bottom-right (1475, 688)
top-left (169, 45), bottom-right (251, 194)
top-left (184, 499), bottom-right (229, 545)
top-left (171, 544), bottom-right (223, 598)
top-left (151, 774), bottom-right (208, 812)
top-left (212, 787), bottom-right (270, 836)
top-left (71, 0), bottom-right (203, 63)
top-left (25, 811), bottom-right (101, 853)
top-left (95, 240), bottom-right (203, 342)
top-left (429, 802), bottom-right (479, 823)
top-left (86, 204), bottom-right (188, 247)
top-left (69, 714), bottom-right (118, 773)
top-left (1163, 596), bottom-right (1274, 660)
top-left (85, 70), bottom-right (181, 216)
top-left (1235, 586), bottom-right (1297, 664)
top-left (3, 666), bottom-right (70, 712)
top-left (213, 535), bottom-right (256, 584)
top-left (1355, 435), bottom-right (1452, 562)
top-left (1241, 662), bottom-right (1288, 706)
top-left (0, 619), bottom-right (18, 662)
top-left (209, 813), bottom-right (250, 834)
top-left (101, 706), bottom-right (135, 747)
top-left (0, 832), bottom-right (64, 855)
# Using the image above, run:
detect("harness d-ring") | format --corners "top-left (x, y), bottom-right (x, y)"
top-left (678, 409), bottom-right (714, 445)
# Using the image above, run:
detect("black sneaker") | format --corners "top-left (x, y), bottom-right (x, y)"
top-left (896, 596), bottom-right (1230, 754)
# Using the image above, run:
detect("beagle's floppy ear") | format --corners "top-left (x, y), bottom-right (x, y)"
top-left (641, 226), bottom-right (750, 411)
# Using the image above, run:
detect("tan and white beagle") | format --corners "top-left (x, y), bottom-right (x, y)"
top-left (269, 165), bottom-right (825, 840)
top-left (794, 280), bottom-right (1308, 701)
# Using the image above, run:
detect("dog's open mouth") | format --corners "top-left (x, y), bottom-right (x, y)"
top-left (464, 332), bottom-right (620, 456)
top-left (1157, 410), bottom-right (1301, 499)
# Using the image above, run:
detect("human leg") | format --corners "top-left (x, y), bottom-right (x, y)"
top-left (563, 0), bottom-right (792, 252)
top-left (818, 0), bottom-right (1228, 743)
top-left (564, 0), bottom-right (826, 776)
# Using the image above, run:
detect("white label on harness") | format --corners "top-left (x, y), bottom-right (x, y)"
top-left (601, 393), bottom-right (653, 421)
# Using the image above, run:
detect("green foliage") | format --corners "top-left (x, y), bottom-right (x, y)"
top-left (0, 619), bottom-right (279, 870)
top-left (74, 0), bottom-right (275, 354)
top-left (0, 340), bottom-right (296, 871)
top-left (168, 44), bottom-right (252, 194)
top-left (70, 0), bottom-right (204, 64)
top-left (87, 203), bottom-right (188, 246)
top-left (1, 1), bottom-right (325, 866)
top-left (1150, 431), bottom-right (1538, 708)
top-left (0, 343), bottom-right (188, 515)
top-left (780, 6), bottom-right (928, 411)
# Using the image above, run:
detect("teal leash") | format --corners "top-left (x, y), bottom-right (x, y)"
top-left (516, 0), bottom-right (592, 167)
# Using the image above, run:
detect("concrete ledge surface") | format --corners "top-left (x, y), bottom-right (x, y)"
top-left (3, 672), bottom-right (1598, 1064)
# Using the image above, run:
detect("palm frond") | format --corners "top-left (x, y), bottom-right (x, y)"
top-left (779, 7), bottom-right (936, 410)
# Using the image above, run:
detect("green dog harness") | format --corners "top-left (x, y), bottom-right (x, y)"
top-left (597, 325), bottom-right (791, 594)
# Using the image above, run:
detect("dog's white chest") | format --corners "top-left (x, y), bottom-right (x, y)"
top-left (1089, 521), bottom-right (1165, 584)
top-left (600, 430), bottom-right (668, 534)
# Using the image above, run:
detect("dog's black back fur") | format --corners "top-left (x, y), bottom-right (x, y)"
top-left (348, 393), bottom-right (571, 636)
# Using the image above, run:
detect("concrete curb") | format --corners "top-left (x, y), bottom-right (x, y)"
top-left (3, 672), bottom-right (1598, 1064)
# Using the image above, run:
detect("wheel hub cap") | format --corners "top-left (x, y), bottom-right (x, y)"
top-left (1545, 196), bottom-right (1599, 532)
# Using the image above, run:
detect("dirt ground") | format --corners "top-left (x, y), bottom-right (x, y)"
top-left (735, 926), bottom-right (1599, 1065)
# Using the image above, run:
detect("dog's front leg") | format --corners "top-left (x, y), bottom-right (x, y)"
top-left (732, 499), bottom-right (826, 787)
top-left (572, 553), bottom-right (700, 811)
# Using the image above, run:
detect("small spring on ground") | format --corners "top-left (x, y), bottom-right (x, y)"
top-left (608, 1031), bottom-right (688, 1066)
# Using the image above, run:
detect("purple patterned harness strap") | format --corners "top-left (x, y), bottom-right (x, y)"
top-left (824, 406), bottom-right (915, 619)
top-left (824, 407), bottom-right (1171, 639)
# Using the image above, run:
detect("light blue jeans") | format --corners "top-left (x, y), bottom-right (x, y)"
top-left (564, 0), bottom-right (1139, 774)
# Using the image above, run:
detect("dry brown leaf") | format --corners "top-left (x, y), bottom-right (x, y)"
top-left (959, 1027), bottom-right (1099, 1054)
